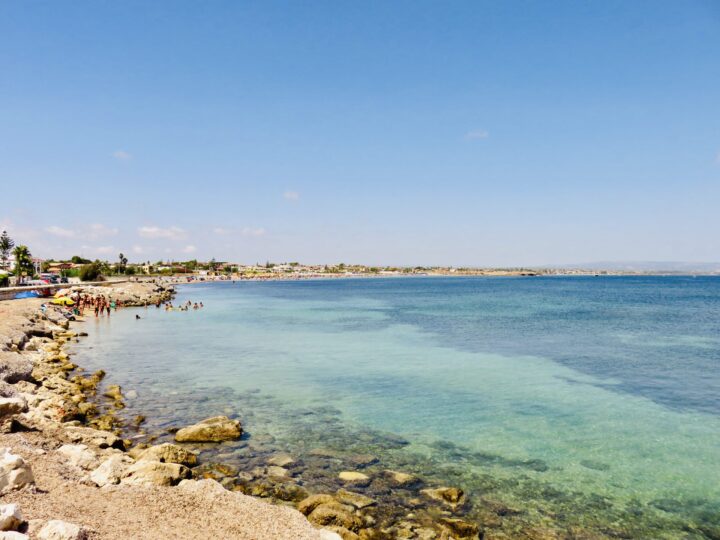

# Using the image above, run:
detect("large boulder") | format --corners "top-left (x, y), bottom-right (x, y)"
top-left (121, 460), bottom-right (191, 486)
top-left (297, 494), bottom-right (336, 516)
top-left (0, 503), bottom-right (23, 531)
top-left (0, 448), bottom-right (34, 494)
top-left (0, 353), bottom-right (33, 384)
top-left (136, 443), bottom-right (197, 466)
top-left (37, 520), bottom-right (86, 540)
top-left (174, 416), bottom-right (242, 443)
top-left (57, 445), bottom-right (98, 470)
top-left (90, 454), bottom-right (133, 487)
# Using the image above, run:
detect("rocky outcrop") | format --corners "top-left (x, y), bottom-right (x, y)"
top-left (37, 520), bottom-right (86, 540)
top-left (136, 443), bottom-right (197, 466)
top-left (174, 416), bottom-right (242, 442)
top-left (0, 448), bottom-right (34, 494)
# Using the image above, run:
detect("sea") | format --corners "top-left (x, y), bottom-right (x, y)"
top-left (70, 276), bottom-right (720, 538)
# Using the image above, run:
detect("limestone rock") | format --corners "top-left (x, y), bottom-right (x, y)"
top-left (0, 353), bottom-right (33, 384)
top-left (0, 504), bottom-right (22, 531)
top-left (0, 532), bottom-right (29, 539)
top-left (63, 426), bottom-right (123, 449)
top-left (0, 448), bottom-right (34, 494)
top-left (439, 517), bottom-right (480, 539)
top-left (298, 494), bottom-right (336, 516)
top-left (174, 416), bottom-right (242, 442)
top-left (267, 453), bottom-right (295, 467)
top-left (0, 398), bottom-right (27, 418)
top-left (384, 469), bottom-right (420, 487)
top-left (57, 444), bottom-right (98, 470)
top-left (324, 526), bottom-right (360, 540)
top-left (90, 454), bottom-right (133, 487)
top-left (421, 487), bottom-right (465, 508)
top-left (338, 471), bottom-right (370, 487)
top-left (102, 385), bottom-right (123, 402)
top-left (307, 503), bottom-right (361, 531)
top-left (335, 489), bottom-right (376, 509)
top-left (266, 466), bottom-right (290, 479)
top-left (121, 460), bottom-right (190, 486)
top-left (37, 520), bottom-right (86, 540)
top-left (136, 443), bottom-right (197, 466)
top-left (318, 531), bottom-right (343, 540)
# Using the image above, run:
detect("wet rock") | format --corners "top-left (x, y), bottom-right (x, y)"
top-left (57, 444), bottom-right (99, 470)
top-left (298, 494), bottom-right (336, 515)
top-left (90, 454), bottom-right (133, 487)
top-left (339, 471), bottom-right (371, 487)
top-left (0, 503), bottom-right (23, 531)
top-left (349, 454), bottom-right (378, 468)
top-left (174, 416), bottom-right (242, 442)
top-left (309, 448), bottom-right (343, 459)
top-left (335, 489), bottom-right (376, 509)
top-left (421, 487), bottom-right (465, 507)
top-left (37, 520), bottom-right (86, 540)
top-left (385, 469), bottom-right (420, 487)
top-left (266, 466), bottom-right (290, 479)
top-left (308, 503), bottom-right (362, 531)
top-left (102, 383), bottom-right (123, 400)
top-left (439, 517), bottom-right (479, 539)
top-left (0, 448), bottom-right (34, 494)
top-left (121, 460), bottom-right (191, 486)
top-left (137, 443), bottom-right (197, 466)
top-left (267, 453), bottom-right (295, 467)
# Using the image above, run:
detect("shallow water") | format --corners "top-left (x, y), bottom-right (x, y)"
top-left (71, 277), bottom-right (720, 537)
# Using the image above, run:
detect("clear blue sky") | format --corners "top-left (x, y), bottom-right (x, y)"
top-left (1, 1), bottom-right (719, 265)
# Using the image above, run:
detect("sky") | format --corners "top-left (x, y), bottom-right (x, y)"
top-left (1, 1), bottom-right (719, 266)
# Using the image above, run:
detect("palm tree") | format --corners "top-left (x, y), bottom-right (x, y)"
top-left (13, 245), bottom-right (34, 282)
top-left (0, 231), bottom-right (14, 270)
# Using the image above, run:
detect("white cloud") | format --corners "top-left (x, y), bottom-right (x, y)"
top-left (283, 191), bottom-right (300, 200)
top-left (181, 245), bottom-right (196, 254)
top-left (138, 226), bottom-right (185, 240)
top-left (87, 223), bottom-right (119, 240)
top-left (45, 225), bottom-right (75, 238)
top-left (465, 129), bottom-right (489, 140)
top-left (112, 150), bottom-right (132, 161)
top-left (132, 245), bottom-right (145, 254)
top-left (212, 227), bottom-right (230, 235)
top-left (95, 245), bottom-right (115, 255)
top-left (241, 227), bottom-right (266, 237)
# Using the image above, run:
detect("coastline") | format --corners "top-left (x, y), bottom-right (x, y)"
top-left (0, 283), bottom-right (335, 540)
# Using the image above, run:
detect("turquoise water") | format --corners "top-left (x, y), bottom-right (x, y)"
top-left (72, 277), bottom-right (720, 537)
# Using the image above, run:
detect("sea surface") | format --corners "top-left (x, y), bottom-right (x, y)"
top-left (71, 276), bottom-right (720, 538)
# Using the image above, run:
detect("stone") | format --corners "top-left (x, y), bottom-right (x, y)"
top-left (0, 398), bottom-right (27, 418)
top-left (335, 489), bottom-right (376, 509)
top-left (0, 532), bottom-right (29, 539)
top-left (421, 487), bottom-right (465, 506)
top-left (349, 454), bottom-right (378, 467)
top-left (174, 416), bottom-right (242, 442)
top-left (308, 503), bottom-right (361, 531)
top-left (439, 518), bottom-right (479, 539)
top-left (0, 448), bottom-right (34, 494)
top-left (37, 520), bottom-right (86, 540)
top-left (338, 471), bottom-right (371, 487)
top-left (298, 494), bottom-right (336, 516)
top-left (0, 504), bottom-right (22, 531)
top-left (90, 454), bottom-right (133, 487)
top-left (57, 444), bottom-right (98, 470)
top-left (0, 353), bottom-right (33, 384)
top-left (267, 453), bottom-right (295, 467)
top-left (323, 526), bottom-right (360, 540)
top-left (103, 385), bottom-right (123, 402)
top-left (63, 426), bottom-right (123, 449)
top-left (384, 469), bottom-right (420, 487)
top-left (318, 531), bottom-right (343, 540)
top-left (266, 466), bottom-right (290, 479)
top-left (136, 443), bottom-right (197, 466)
top-left (121, 460), bottom-right (191, 486)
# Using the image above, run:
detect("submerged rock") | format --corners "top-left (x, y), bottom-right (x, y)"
top-left (439, 517), bottom-right (479, 539)
top-left (308, 503), bottom-right (362, 531)
top-left (174, 416), bottom-right (242, 442)
top-left (338, 471), bottom-right (371, 487)
top-left (335, 489), bottom-right (376, 509)
top-left (384, 469), bottom-right (420, 487)
top-left (267, 453), bottom-right (295, 467)
top-left (298, 494), bottom-right (337, 516)
top-left (421, 486), bottom-right (465, 507)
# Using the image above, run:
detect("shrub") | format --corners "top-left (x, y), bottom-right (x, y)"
top-left (79, 263), bottom-right (103, 282)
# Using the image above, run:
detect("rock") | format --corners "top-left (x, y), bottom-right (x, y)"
top-left (298, 494), bottom-right (336, 516)
top-left (0, 504), bottom-right (22, 531)
top-left (349, 454), bottom-right (378, 468)
top-left (103, 385), bottom-right (123, 402)
top-left (439, 518), bottom-right (479, 539)
top-left (0, 353), bottom-right (33, 384)
top-left (323, 526), bottom-right (360, 540)
top-left (174, 416), bottom-right (242, 442)
top-left (136, 443), bottom-right (197, 466)
top-left (57, 444), bottom-right (98, 470)
top-left (318, 531), bottom-right (343, 540)
top-left (421, 487), bottom-right (465, 507)
top-left (63, 426), bottom-right (123, 449)
top-left (308, 503), bottom-right (361, 531)
top-left (266, 466), bottom-right (290, 479)
top-left (267, 453), bottom-right (295, 467)
top-left (37, 520), bottom-right (86, 540)
top-left (335, 489), bottom-right (376, 509)
top-left (121, 460), bottom-right (191, 486)
top-left (384, 469), bottom-right (420, 487)
top-left (0, 398), bottom-right (27, 418)
top-left (90, 454), bottom-right (133, 487)
top-left (0, 448), bottom-right (34, 494)
top-left (0, 532), bottom-right (29, 539)
top-left (338, 471), bottom-right (371, 487)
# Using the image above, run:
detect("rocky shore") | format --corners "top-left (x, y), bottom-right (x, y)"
top-left (0, 283), bottom-right (334, 540)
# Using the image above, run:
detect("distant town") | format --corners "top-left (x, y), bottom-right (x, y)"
top-left (1, 230), bottom-right (718, 288)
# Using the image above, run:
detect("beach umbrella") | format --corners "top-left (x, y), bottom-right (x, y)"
top-left (50, 297), bottom-right (75, 306)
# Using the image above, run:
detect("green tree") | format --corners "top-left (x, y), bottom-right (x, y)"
top-left (0, 231), bottom-right (14, 270)
top-left (13, 245), bottom-right (35, 280)
top-left (71, 255), bottom-right (91, 264)
top-left (117, 252), bottom-right (128, 274)
top-left (79, 262), bottom-right (103, 282)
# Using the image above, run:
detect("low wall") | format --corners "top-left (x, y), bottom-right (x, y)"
top-left (0, 280), bottom-right (127, 301)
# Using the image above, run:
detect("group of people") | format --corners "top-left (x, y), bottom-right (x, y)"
top-left (73, 293), bottom-right (122, 317)
top-left (161, 300), bottom-right (204, 312)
